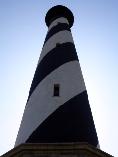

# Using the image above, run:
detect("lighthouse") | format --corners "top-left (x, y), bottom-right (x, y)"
top-left (15, 5), bottom-right (99, 148)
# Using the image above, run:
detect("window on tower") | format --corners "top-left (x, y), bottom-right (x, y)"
top-left (56, 43), bottom-right (60, 47)
top-left (57, 22), bottom-right (61, 25)
top-left (53, 84), bottom-right (60, 96)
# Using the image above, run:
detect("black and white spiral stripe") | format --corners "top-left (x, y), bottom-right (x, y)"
top-left (15, 17), bottom-right (99, 148)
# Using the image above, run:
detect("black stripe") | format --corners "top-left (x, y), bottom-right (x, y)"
top-left (27, 42), bottom-right (78, 101)
top-left (44, 23), bottom-right (70, 44)
top-left (26, 91), bottom-right (98, 147)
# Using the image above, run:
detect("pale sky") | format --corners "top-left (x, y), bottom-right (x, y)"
top-left (0, 0), bottom-right (118, 156)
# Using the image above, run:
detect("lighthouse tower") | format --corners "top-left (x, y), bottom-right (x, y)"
top-left (15, 5), bottom-right (99, 148)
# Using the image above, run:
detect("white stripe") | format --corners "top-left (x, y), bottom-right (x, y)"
top-left (48, 17), bottom-right (69, 31)
top-left (15, 61), bottom-right (86, 146)
top-left (97, 143), bottom-right (100, 149)
top-left (38, 30), bottom-right (74, 64)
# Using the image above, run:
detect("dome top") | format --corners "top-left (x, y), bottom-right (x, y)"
top-left (45, 5), bottom-right (74, 28)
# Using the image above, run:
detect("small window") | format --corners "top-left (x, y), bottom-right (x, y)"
top-left (57, 22), bottom-right (61, 25)
top-left (56, 43), bottom-right (60, 47)
top-left (53, 84), bottom-right (60, 96)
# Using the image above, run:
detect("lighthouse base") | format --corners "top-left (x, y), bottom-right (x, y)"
top-left (1, 143), bottom-right (112, 157)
